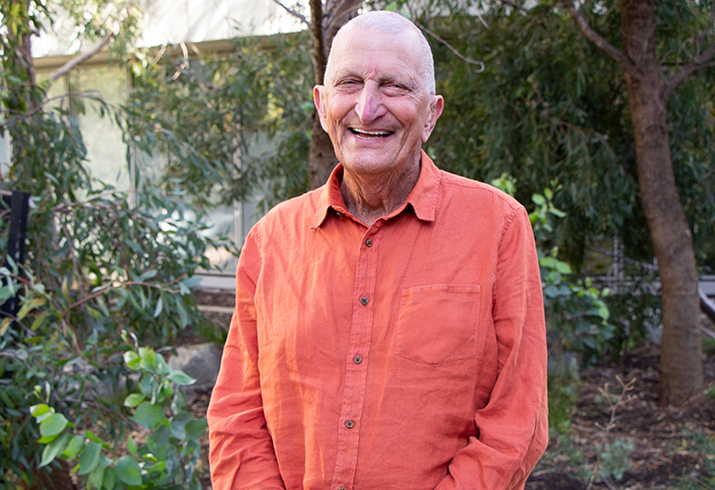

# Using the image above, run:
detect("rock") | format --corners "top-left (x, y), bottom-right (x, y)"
top-left (168, 342), bottom-right (223, 395)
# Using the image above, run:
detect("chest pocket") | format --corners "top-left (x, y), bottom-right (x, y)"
top-left (395, 285), bottom-right (480, 366)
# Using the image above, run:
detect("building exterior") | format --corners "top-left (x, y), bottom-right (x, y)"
top-left (18, 0), bottom-right (308, 281)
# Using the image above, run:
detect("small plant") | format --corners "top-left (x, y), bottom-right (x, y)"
top-left (598, 438), bottom-right (635, 481)
top-left (548, 360), bottom-right (581, 435)
top-left (674, 430), bottom-right (715, 490)
top-left (585, 376), bottom-right (636, 488)
top-left (29, 332), bottom-right (207, 489)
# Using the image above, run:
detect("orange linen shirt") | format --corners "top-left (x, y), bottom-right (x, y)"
top-left (208, 151), bottom-right (548, 490)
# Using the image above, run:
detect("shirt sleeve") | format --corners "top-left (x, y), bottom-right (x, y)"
top-left (207, 228), bottom-right (286, 490)
top-left (434, 205), bottom-right (549, 490)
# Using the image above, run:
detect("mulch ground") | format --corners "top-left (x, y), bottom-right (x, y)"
top-left (527, 341), bottom-right (715, 490)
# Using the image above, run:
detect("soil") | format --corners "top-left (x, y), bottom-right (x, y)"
top-left (527, 342), bottom-right (715, 490)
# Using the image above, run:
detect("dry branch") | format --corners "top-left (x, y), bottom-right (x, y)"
top-left (560, 0), bottom-right (636, 76)
top-left (271, 0), bottom-right (311, 28)
top-left (662, 41), bottom-right (715, 100)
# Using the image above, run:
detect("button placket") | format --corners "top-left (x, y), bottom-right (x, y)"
top-left (331, 225), bottom-right (383, 488)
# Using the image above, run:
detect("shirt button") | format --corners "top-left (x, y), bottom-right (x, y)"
top-left (338, 487), bottom-right (347, 490)
top-left (360, 296), bottom-right (369, 306)
top-left (365, 238), bottom-right (373, 247)
top-left (353, 354), bottom-right (363, 364)
top-left (345, 419), bottom-right (355, 429)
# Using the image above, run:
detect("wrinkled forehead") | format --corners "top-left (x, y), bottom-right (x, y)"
top-left (326, 25), bottom-right (426, 85)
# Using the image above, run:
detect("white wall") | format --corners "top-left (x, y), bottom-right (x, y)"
top-left (33, 0), bottom-right (306, 57)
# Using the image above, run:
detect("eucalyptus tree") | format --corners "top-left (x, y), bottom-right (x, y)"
top-left (414, 0), bottom-right (714, 406)
top-left (560, 0), bottom-right (714, 406)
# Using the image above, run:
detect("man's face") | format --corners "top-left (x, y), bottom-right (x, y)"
top-left (314, 26), bottom-right (443, 178)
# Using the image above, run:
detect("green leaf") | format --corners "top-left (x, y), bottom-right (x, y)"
top-left (61, 435), bottom-right (84, 459)
top-left (103, 467), bottom-right (116, 490)
top-left (40, 433), bottom-right (69, 467)
top-left (124, 393), bottom-right (145, 408)
top-left (555, 261), bottom-right (572, 274)
top-left (30, 312), bottom-right (51, 331)
top-left (140, 269), bottom-right (157, 280)
top-left (184, 418), bottom-right (208, 441)
top-left (532, 193), bottom-right (546, 206)
top-left (79, 441), bottom-right (102, 475)
top-left (153, 296), bottom-right (163, 318)
top-left (131, 402), bottom-right (165, 429)
top-left (138, 347), bottom-right (157, 372)
top-left (175, 296), bottom-right (190, 328)
top-left (30, 404), bottom-right (50, 418)
top-left (16, 297), bottom-right (46, 320)
top-left (170, 412), bottom-right (193, 440)
top-left (123, 350), bottom-right (141, 370)
top-left (127, 436), bottom-right (138, 456)
top-left (87, 456), bottom-right (110, 488)
top-left (40, 413), bottom-right (68, 438)
top-left (147, 424), bottom-right (171, 451)
top-left (115, 455), bottom-right (143, 486)
top-left (168, 371), bottom-right (195, 386)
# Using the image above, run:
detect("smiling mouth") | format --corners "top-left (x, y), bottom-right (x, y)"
top-left (349, 128), bottom-right (393, 139)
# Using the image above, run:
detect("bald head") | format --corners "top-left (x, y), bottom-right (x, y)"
top-left (325, 11), bottom-right (436, 95)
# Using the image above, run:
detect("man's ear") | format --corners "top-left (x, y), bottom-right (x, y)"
top-left (313, 85), bottom-right (328, 132)
top-left (421, 95), bottom-right (444, 143)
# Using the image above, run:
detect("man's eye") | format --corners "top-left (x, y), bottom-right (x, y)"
top-left (384, 83), bottom-right (409, 95)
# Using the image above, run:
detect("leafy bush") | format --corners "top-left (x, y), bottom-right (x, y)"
top-left (0, 8), bottom-right (235, 485)
top-left (30, 333), bottom-right (206, 489)
top-left (491, 174), bottom-right (614, 363)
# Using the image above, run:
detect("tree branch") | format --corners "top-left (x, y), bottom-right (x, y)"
top-left (48, 0), bottom-right (136, 84)
top-left (413, 21), bottom-right (485, 72)
top-left (662, 41), bottom-right (715, 100)
top-left (271, 0), bottom-right (311, 29)
top-left (310, 0), bottom-right (327, 85)
top-left (560, 0), bottom-right (636, 76)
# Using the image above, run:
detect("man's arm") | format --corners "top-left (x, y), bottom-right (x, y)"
top-left (207, 229), bottom-right (286, 490)
top-left (435, 206), bottom-right (549, 490)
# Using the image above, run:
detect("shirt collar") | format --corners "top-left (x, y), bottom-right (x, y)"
top-left (312, 149), bottom-right (441, 229)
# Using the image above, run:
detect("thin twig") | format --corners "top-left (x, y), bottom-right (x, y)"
top-left (663, 41), bottom-right (715, 100)
top-left (271, 0), bottom-right (311, 28)
top-left (413, 20), bottom-right (485, 72)
top-left (586, 245), bottom-right (660, 271)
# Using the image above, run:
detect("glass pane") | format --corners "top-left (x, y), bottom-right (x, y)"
top-left (71, 65), bottom-right (129, 191)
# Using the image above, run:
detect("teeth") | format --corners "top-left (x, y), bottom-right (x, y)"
top-left (351, 128), bottom-right (391, 137)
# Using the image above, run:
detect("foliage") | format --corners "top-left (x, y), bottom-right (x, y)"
top-left (675, 430), bottom-right (715, 489)
top-left (126, 32), bottom-right (315, 212)
top-left (491, 174), bottom-right (614, 362)
top-left (598, 438), bottom-right (635, 482)
top-left (397, 0), bottom-right (715, 271)
top-left (547, 358), bottom-right (580, 435)
top-left (29, 334), bottom-right (206, 490)
top-left (0, 1), bottom-right (235, 487)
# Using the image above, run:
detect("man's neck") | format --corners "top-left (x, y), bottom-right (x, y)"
top-left (339, 154), bottom-right (421, 228)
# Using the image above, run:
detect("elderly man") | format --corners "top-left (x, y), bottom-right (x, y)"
top-left (208, 10), bottom-right (548, 490)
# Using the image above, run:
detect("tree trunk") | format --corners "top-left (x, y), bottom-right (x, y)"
top-left (307, 0), bottom-right (360, 189)
top-left (621, 0), bottom-right (703, 405)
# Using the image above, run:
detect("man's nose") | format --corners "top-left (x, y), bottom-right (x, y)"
top-left (355, 82), bottom-right (385, 122)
